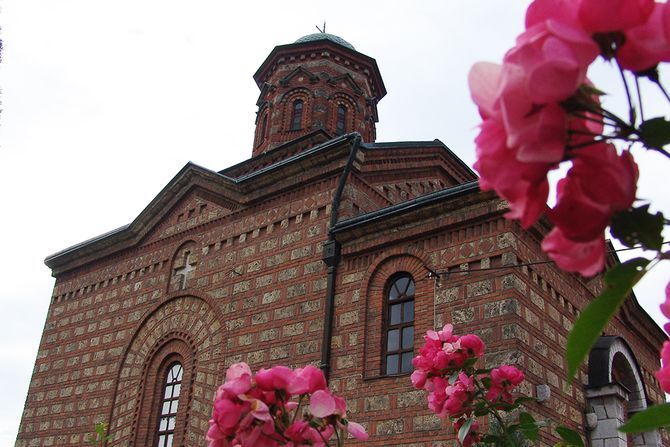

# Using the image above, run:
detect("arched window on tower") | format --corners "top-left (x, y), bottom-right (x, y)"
top-left (336, 104), bottom-right (347, 135)
top-left (261, 113), bottom-right (268, 142)
top-left (383, 274), bottom-right (415, 375)
top-left (290, 99), bottom-right (303, 130)
top-left (156, 362), bottom-right (183, 447)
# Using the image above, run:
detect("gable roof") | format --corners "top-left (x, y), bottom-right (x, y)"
top-left (45, 133), bottom-right (479, 276)
top-left (45, 134), bottom-right (358, 275)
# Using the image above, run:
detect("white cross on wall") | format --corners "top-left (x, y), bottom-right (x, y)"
top-left (173, 251), bottom-right (196, 290)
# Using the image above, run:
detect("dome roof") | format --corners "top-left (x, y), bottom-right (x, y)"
top-left (294, 33), bottom-right (355, 51)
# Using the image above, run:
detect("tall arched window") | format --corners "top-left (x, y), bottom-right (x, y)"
top-left (290, 99), bottom-right (303, 130)
top-left (383, 274), bottom-right (415, 375)
top-left (336, 104), bottom-right (347, 135)
top-left (156, 362), bottom-right (183, 447)
top-left (261, 113), bottom-right (268, 142)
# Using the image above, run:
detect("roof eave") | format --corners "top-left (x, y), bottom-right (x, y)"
top-left (253, 40), bottom-right (386, 100)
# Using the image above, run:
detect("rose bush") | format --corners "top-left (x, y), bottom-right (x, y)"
top-left (410, 325), bottom-right (532, 446)
top-left (470, 0), bottom-right (670, 436)
top-left (207, 363), bottom-right (367, 447)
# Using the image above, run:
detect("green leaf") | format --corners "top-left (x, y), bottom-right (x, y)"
top-left (461, 357), bottom-right (478, 369)
top-left (516, 413), bottom-right (540, 441)
top-left (448, 371), bottom-right (459, 385)
top-left (566, 258), bottom-right (649, 379)
top-left (620, 404), bottom-right (670, 433)
top-left (610, 205), bottom-right (665, 251)
top-left (458, 418), bottom-right (474, 445)
top-left (639, 116), bottom-right (670, 149)
top-left (555, 426), bottom-right (585, 447)
top-left (520, 425), bottom-right (539, 442)
top-left (519, 412), bottom-right (535, 425)
top-left (492, 401), bottom-right (515, 411)
top-left (579, 83), bottom-right (607, 97)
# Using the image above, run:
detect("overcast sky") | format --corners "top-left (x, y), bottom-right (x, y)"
top-left (2, 1), bottom-right (668, 444)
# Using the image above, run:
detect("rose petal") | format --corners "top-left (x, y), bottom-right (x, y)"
top-left (309, 389), bottom-right (336, 418)
top-left (347, 421), bottom-right (369, 440)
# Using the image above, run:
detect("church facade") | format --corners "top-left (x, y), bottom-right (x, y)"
top-left (17, 34), bottom-right (668, 447)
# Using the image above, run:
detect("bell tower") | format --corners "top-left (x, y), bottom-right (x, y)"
top-left (251, 33), bottom-right (386, 156)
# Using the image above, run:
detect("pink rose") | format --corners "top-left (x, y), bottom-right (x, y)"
top-left (211, 395), bottom-right (244, 431)
top-left (222, 362), bottom-right (253, 396)
top-left (287, 365), bottom-right (327, 395)
top-left (469, 62), bottom-right (503, 120)
top-left (284, 420), bottom-right (312, 443)
top-left (469, 61), bottom-right (569, 164)
top-left (285, 420), bottom-right (333, 446)
top-left (506, 16), bottom-right (598, 103)
top-left (427, 376), bottom-right (450, 417)
top-left (550, 175), bottom-right (613, 242)
top-left (206, 422), bottom-right (228, 447)
top-left (235, 419), bottom-right (277, 447)
top-left (333, 394), bottom-right (347, 417)
top-left (486, 365), bottom-right (525, 403)
top-left (411, 369), bottom-right (428, 388)
top-left (578, 0), bottom-right (655, 33)
top-left (662, 281), bottom-right (670, 321)
top-left (444, 373), bottom-right (476, 417)
top-left (255, 365), bottom-right (295, 393)
top-left (655, 341), bottom-right (670, 393)
top-left (237, 395), bottom-right (271, 422)
top-left (437, 323), bottom-right (457, 342)
top-left (526, 0), bottom-right (581, 29)
top-left (617, 2), bottom-right (670, 71)
top-left (496, 64), bottom-right (567, 163)
top-left (550, 144), bottom-right (637, 242)
top-left (541, 227), bottom-right (606, 276)
top-left (574, 144), bottom-right (638, 212)
top-left (473, 119), bottom-right (552, 228)
top-left (459, 334), bottom-right (486, 359)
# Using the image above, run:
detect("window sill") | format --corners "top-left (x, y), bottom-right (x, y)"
top-left (363, 372), bottom-right (413, 382)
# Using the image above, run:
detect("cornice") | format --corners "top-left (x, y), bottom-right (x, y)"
top-left (253, 40), bottom-right (386, 101)
top-left (45, 135), bottom-right (359, 276)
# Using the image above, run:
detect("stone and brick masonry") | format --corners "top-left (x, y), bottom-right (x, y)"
top-left (16, 33), bottom-right (668, 447)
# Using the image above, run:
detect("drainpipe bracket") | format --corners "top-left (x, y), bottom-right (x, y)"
top-left (322, 240), bottom-right (341, 267)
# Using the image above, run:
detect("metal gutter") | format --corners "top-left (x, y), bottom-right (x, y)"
top-left (361, 139), bottom-right (478, 179)
top-left (321, 133), bottom-right (361, 381)
top-left (331, 180), bottom-right (480, 234)
top-left (45, 135), bottom-right (356, 270)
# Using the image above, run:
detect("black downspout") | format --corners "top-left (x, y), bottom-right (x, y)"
top-left (320, 133), bottom-right (361, 381)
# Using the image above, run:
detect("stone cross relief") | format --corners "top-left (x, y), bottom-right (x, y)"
top-left (173, 250), bottom-right (196, 290)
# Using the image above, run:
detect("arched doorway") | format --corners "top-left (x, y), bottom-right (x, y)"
top-left (586, 337), bottom-right (660, 446)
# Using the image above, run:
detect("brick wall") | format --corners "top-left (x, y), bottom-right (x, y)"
top-left (17, 157), bottom-right (667, 446)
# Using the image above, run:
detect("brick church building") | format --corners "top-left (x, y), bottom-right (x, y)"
top-left (17, 33), bottom-right (668, 446)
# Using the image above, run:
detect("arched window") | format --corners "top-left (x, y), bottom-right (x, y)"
top-left (336, 104), bottom-right (347, 135)
top-left (383, 274), bottom-right (415, 375)
top-left (290, 99), bottom-right (303, 130)
top-left (261, 113), bottom-right (268, 142)
top-left (255, 112), bottom-right (268, 148)
top-left (156, 362), bottom-right (183, 447)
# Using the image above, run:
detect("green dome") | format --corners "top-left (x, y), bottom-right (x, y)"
top-left (294, 33), bottom-right (355, 51)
